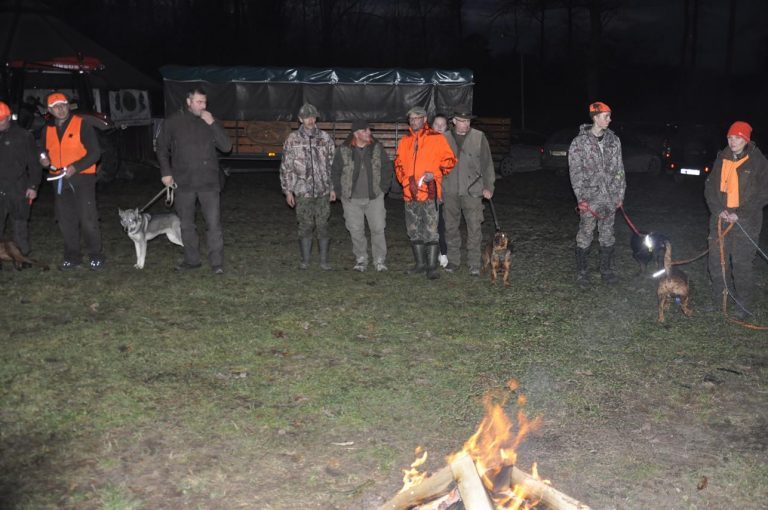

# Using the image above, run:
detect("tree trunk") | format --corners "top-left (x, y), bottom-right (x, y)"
top-left (724, 0), bottom-right (737, 76)
top-left (586, 0), bottom-right (603, 100)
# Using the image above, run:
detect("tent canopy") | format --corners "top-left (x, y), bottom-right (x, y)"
top-left (160, 66), bottom-right (474, 122)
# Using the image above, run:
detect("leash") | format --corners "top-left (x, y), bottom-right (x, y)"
top-left (139, 184), bottom-right (177, 213)
top-left (487, 197), bottom-right (502, 231)
top-left (716, 218), bottom-right (768, 330)
top-left (618, 205), bottom-right (642, 236)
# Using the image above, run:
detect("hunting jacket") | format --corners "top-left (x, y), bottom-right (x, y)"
top-left (705, 141), bottom-right (768, 224)
top-left (394, 124), bottom-right (456, 202)
top-left (568, 124), bottom-right (626, 207)
top-left (331, 134), bottom-right (393, 200)
top-left (443, 127), bottom-right (495, 198)
top-left (157, 108), bottom-right (232, 192)
top-left (0, 122), bottom-right (42, 193)
top-left (280, 125), bottom-right (335, 198)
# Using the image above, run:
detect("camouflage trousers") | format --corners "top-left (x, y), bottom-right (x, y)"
top-left (576, 202), bottom-right (616, 249)
top-left (295, 195), bottom-right (331, 239)
top-left (404, 200), bottom-right (439, 243)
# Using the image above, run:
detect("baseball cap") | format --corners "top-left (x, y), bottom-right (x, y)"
top-left (47, 92), bottom-right (69, 107)
top-left (589, 101), bottom-right (611, 114)
top-left (0, 101), bottom-right (10, 120)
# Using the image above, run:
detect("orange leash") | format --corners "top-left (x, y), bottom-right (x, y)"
top-left (717, 218), bottom-right (768, 330)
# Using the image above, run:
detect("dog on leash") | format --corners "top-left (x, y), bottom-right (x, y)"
top-left (481, 231), bottom-right (512, 287)
top-left (631, 231), bottom-right (669, 275)
top-left (656, 241), bottom-right (691, 323)
top-left (0, 240), bottom-right (49, 271)
top-left (118, 208), bottom-right (183, 269)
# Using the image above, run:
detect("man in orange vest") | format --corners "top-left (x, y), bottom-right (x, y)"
top-left (394, 106), bottom-right (456, 279)
top-left (39, 92), bottom-right (103, 271)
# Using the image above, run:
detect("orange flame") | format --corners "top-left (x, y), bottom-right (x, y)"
top-left (400, 380), bottom-right (545, 509)
top-left (399, 446), bottom-right (429, 494)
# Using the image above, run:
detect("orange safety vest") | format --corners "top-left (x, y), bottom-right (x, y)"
top-left (720, 156), bottom-right (749, 208)
top-left (46, 115), bottom-right (96, 175)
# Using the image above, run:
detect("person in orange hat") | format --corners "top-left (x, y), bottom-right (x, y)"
top-left (39, 91), bottom-right (103, 271)
top-left (704, 121), bottom-right (768, 320)
top-left (568, 101), bottom-right (626, 287)
top-left (0, 101), bottom-right (42, 263)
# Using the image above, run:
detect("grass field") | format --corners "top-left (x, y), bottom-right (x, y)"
top-left (1, 165), bottom-right (766, 510)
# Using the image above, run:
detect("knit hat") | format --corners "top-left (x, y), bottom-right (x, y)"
top-left (727, 121), bottom-right (752, 143)
top-left (298, 103), bottom-right (319, 119)
top-left (589, 101), bottom-right (611, 115)
top-left (350, 119), bottom-right (370, 132)
top-left (47, 92), bottom-right (68, 107)
top-left (0, 101), bottom-right (10, 121)
top-left (406, 106), bottom-right (427, 118)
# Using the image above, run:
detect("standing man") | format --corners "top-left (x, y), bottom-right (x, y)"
top-left (704, 121), bottom-right (768, 320)
top-left (394, 106), bottom-right (456, 280)
top-left (0, 101), bottom-right (42, 263)
top-left (331, 119), bottom-right (393, 272)
top-left (39, 92), bottom-right (103, 271)
top-left (568, 101), bottom-right (625, 287)
top-left (280, 103), bottom-right (336, 270)
top-left (157, 87), bottom-right (232, 274)
top-left (442, 109), bottom-right (495, 275)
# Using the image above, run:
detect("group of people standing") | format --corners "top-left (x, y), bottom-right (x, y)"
top-left (278, 102), bottom-right (496, 281)
top-left (1, 89), bottom-right (766, 320)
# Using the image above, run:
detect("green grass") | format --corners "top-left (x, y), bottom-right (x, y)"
top-left (1, 170), bottom-right (766, 509)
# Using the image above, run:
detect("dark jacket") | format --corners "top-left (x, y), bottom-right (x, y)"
top-left (0, 122), bottom-right (42, 192)
top-left (705, 141), bottom-right (768, 221)
top-left (331, 135), bottom-right (392, 199)
top-left (156, 108), bottom-right (232, 192)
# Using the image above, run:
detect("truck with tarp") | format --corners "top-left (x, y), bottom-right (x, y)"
top-left (158, 66), bottom-right (511, 163)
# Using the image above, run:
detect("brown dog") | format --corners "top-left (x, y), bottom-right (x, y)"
top-left (481, 231), bottom-right (512, 287)
top-left (0, 240), bottom-right (49, 271)
top-left (656, 241), bottom-right (690, 323)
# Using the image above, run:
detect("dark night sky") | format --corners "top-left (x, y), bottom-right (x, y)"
top-left (7, 0), bottom-right (768, 131)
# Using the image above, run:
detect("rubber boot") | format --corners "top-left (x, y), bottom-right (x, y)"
top-left (426, 242), bottom-right (440, 280)
top-left (318, 238), bottom-right (332, 271)
top-left (299, 238), bottom-right (312, 270)
top-left (575, 246), bottom-right (590, 288)
top-left (599, 245), bottom-right (619, 285)
top-left (407, 241), bottom-right (426, 274)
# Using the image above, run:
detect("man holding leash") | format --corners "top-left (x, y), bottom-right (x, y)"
top-left (331, 119), bottom-right (393, 272)
top-left (157, 87), bottom-right (232, 275)
top-left (0, 101), bottom-right (42, 263)
top-left (394, 106), bottom-right (456, 280)
top-left (704, 121), bottom-right (768, 320)
top-left (39, 92), bottom-right (104, 271)
top-left (569, 101), bottom-right (626, 287)
top-left (442, 108), bottom-right (495, 276)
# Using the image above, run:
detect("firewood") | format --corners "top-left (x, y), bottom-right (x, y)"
top-left (509, 466), bottom-right (592, 510)
top-left (376, 464), bottom-right (454, 510)
top-left (450, 453), bottom-right (494, 510)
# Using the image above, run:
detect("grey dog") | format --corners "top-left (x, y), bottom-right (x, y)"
top-left (119, 208), bottom-right (183, 269)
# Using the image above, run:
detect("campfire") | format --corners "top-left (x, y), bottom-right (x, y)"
top-left (377, 381), bottom-right (591, 510)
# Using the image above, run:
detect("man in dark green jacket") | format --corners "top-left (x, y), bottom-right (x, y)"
top-left (704, 121), bottom-right (768, 320)
top-left (331, 120), bottom-right (393, 272)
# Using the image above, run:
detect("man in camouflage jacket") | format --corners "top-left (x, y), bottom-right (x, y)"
top-left (568, 101), bottom-right (626, 287)
top-left (280, 103), bottom-right (336, 270)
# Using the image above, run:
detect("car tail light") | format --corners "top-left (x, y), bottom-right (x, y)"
top-left (539, 147), bottom-right (544, 154)
top-left (704, 165), bottom-right (711, 174)
top-left (670, 163), bottom-right (677, 169)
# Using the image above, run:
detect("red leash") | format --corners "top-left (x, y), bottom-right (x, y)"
top-left (578, 203), bottom-right (642, 236)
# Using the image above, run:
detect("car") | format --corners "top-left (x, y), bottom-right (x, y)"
top-left (661, 123), bottom-right (720, 182)
top-left (498, 130), bottom-right (546, 176)
top-left (543, 126), bottom-right (662, 175)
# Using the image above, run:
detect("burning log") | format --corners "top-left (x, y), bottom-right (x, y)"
top-left (375, 463), bottom-right (453, 510)
top-left (450, 453), bottom-right (494, 510)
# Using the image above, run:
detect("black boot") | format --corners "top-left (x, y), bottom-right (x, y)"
top-left (318, 238), bottom-right (332, 270)
top-left (426, 242), bottom-right (440, 280)
top-left (599, 245), bottom-right (619, 285)
top-left (298, 238), bottom-right (312, 270)
top-left (575, 246), bottom-right (590, 288)
top-left (407, 241), bottom-right (426, 274)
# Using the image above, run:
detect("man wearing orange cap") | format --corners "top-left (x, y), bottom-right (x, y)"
top-left (0, 101), bottom-right (42, 263)
top-left (704, 121), bottom-right (768, 320)
top-left (568, 101), bottom-right (626, 287)
top-left (39, 92), bottom-right (103, 271)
